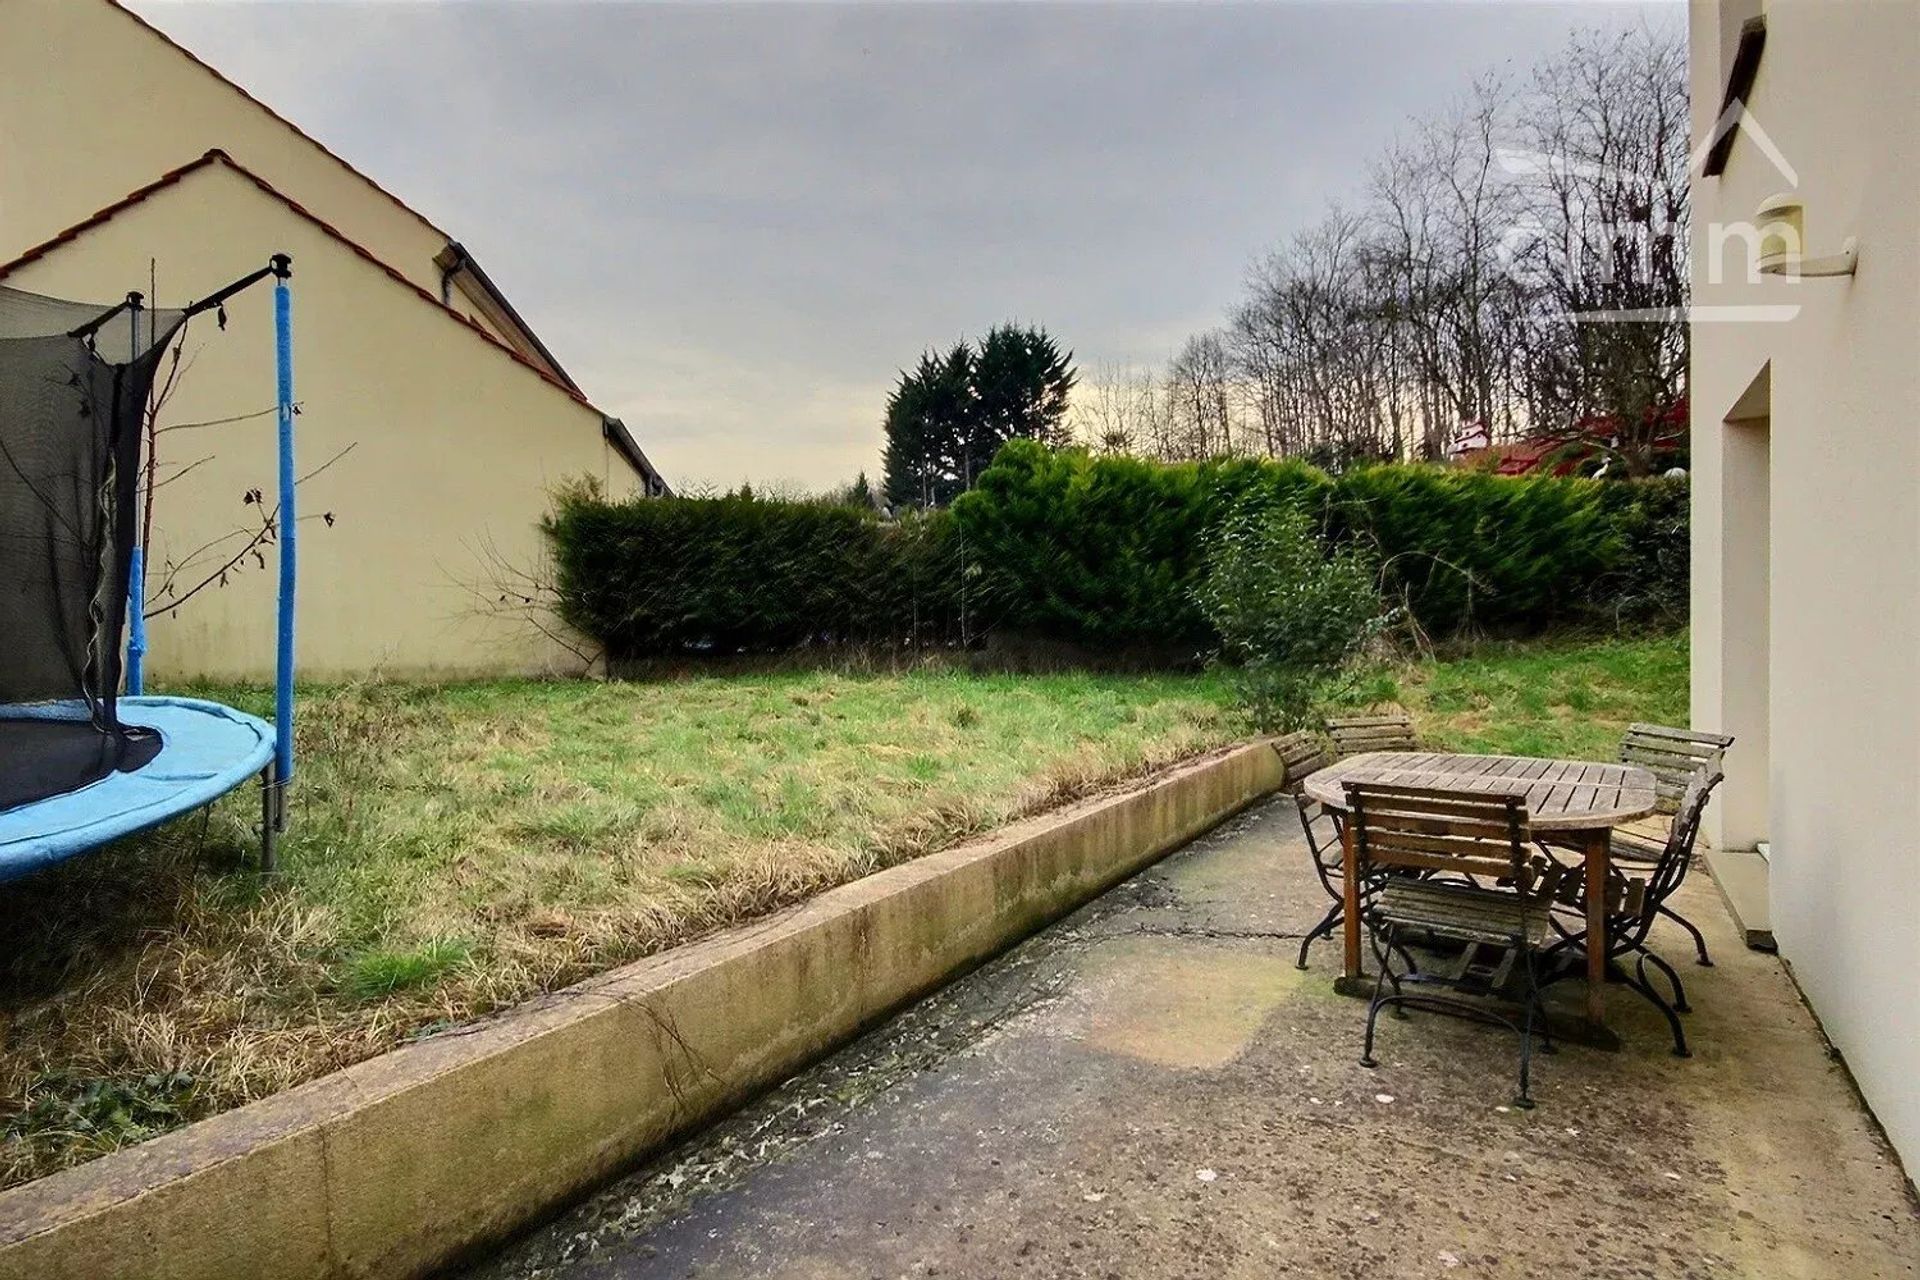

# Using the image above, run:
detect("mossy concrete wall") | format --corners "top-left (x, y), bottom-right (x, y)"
top-left (0, 742), bottom-right (1284, 1280)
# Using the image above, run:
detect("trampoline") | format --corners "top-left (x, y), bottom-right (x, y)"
top-left (0, 257), bottom-right (297, 881)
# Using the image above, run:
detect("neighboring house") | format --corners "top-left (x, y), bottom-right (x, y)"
top-left (1689, 0), bottom-right (1918, 1170)
top-left (1450, 404), bottom-right (1688, 477)
top-left (1451, 437), bottom-right (1585, 477)
top-left (0, 0), bottom-right (666, 679)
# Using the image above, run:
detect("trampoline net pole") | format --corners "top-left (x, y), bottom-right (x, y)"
top-left (126, 293), bottom-right (147, 696)
top-left (271, 257), bottom-right (295, 830)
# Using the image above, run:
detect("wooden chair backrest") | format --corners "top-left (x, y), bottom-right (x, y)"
top-left (1619, 723), bottom-right (1734, 813)
top-left (1344, 782), bottom-right (1531, 884)
top-left (1272, 730), bottom-right (1331, 792)
top-left (1643, 768), bottom-right (1722, 905)
top-left (1326, 712), bottom-right (1419, 758)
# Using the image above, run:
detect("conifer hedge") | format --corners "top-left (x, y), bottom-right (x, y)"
top-left (546, 444), bottom-right (1687, 660)
top-left (545, 490), bottom-right (964, 658)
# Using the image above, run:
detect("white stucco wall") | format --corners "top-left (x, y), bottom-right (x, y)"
top-left (1689, 0), bottom-right (1920, 1170)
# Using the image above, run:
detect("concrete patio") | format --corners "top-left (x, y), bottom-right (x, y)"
top-left (467, 799), bottom-right (1919, 1279)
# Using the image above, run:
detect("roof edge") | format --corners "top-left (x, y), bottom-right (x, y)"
top-left (0, 150), bottom-right (653, 485)
top-left (103, 0), bottom-right (449, 241)
top-left (0, 152), bottom-right (225, 281)
top-left (435, 242), bottom-right (582, 395)
top-left (602, 417), bottom-right (672, 496)
top-left (1703, 16), bottom-right (1767, 178)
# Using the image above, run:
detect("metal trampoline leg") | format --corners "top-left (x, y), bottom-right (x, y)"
top-left (260, 765), bottom-right (283, 877)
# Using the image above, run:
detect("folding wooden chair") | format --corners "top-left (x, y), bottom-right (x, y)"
top-left (1347, 781), bottom-right (1563, 1108)
top-left (1325, 711), bottom-right (1419, 758)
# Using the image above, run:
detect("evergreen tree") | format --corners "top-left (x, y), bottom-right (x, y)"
top-left (882, 325), bottom-right (1075, 508)
top-left (847, 471), bottom-right (875, 510)
top-left (971, 324), bottom-right (1077, 463)
top-left (881, 369), bottom-right (927, 510)
top-left (882, 343), bottom-right (974, 509)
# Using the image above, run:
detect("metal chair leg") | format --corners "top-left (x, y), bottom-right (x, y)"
top-left (1296, 900), bottom-right (1343, 971)
top-left (1618, 963), bottom-right (1690, 1058)
top-left (1638, 949), bottom-right (1691, 1014)
top-left (1515, 941), bottom-right (1545, 1110)
top-left (1360, 922), bottom-right (1398, 1068)
top-left (1660, 904), bottom-right (1714, 967)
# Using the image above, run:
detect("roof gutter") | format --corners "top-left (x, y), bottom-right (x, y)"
top-left (435, 241), bottom-right (583, 395)
top-left (1703, 16), bottom-right (1767, 178)
top-left (603, 416), bottom-right (672, 496)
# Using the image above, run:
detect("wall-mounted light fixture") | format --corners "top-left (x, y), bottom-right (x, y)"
top-left (1755, 193), bottom-right (1858, 277)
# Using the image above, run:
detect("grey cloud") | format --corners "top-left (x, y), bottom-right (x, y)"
top-left (131, 0), bottom-right (1676, 490)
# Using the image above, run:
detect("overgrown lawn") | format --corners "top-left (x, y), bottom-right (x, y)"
top-left (1338, 629), bottom-right (1688, 759)
top-left (0, 632), bottom-right (1687, 1186)
top-left (0, 670), bottom-right (1235, 1186)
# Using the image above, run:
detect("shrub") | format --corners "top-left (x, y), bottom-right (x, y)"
top-left (1327, 464), bottom-right (1622, 634)
top-left (1194, 501), bottom-right (1388, 730)
top-left (545, 445), bottom-right (1686, 663)
top-left (953, 442), bottom-right (1682, 643)
top-left (1591, 475), bottom-right (1689, 623)
top-left (544, 488), bottom-right (964, 659)
top-left (949, 440), bottom-right (1323, 650)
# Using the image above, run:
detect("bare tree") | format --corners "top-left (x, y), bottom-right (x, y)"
top-left (1123, 22), bottom-right (1688, 475)
top-left (134, 321), bottom-right (346, 619)
top-left (1162, 331), bottom-right (1238, 459)
top-left (1512, 26), bottom-right (1690, 474)
top-left (1232, 208), bottom-right (1408, 467)
top-left (1070, 361), bottom-right (1165, 456)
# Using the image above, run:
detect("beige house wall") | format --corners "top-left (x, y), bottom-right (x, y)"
top-left (0, 0), bottom-right (524, 351)
top-left (6, 160), bottom-right (639, 681)
top-left (1689, 0), bottom-right (1920, 1169)
top-left (2, 0), bottom-right (440, 288)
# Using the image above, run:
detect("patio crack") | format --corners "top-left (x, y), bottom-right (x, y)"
top-left (1115, 923), bottom-right (1310, 942)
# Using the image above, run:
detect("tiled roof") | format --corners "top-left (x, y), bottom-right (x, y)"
top-left (0, 150), bottom-right (599, 415)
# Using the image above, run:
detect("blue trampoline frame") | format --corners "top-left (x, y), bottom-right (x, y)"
top-left (0, 699), bottom-right (273, 881)
top-left (0, 256), bottom-right (297, 881)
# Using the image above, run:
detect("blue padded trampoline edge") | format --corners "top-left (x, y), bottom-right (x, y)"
top-left (0, 697), bottom-right (274, 879)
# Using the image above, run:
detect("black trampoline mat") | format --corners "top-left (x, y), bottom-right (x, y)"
top-left (0, 718), bottom-right (163, 812)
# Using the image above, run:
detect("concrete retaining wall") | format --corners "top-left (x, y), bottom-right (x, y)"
top-left (0, 741), bottom-right (1284, 1279)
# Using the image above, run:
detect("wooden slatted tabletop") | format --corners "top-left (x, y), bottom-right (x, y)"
top-left (1306, 751), bottom-right (1658, 1034)
top-left (1304, 752), bottom-right (1656, 831)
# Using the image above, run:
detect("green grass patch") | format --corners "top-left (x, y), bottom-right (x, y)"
top-left (1331, 630), bottom-right (1688, 760)
top-left (343, 938), bottom-right (470, 1001)
top-left (0, 668), bottom-right (1236, 1187)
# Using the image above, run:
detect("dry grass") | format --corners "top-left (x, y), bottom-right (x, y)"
top-left (0, 635), bottom-right (1688, 1187)
top-left (0, 669), bottom-right (1236, 1187)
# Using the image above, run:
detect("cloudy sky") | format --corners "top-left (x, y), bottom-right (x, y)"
top-left (129, 0), bottom-right (1675, 492)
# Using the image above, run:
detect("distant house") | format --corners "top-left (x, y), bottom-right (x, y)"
top-left (1450, 434), bottom-right (1586, 477)
top-left (1689, 0), bottom-right (1918, 1170)
top-left (1449, 403), bottom-right (1687, 477)
top-left (0, 0), bottom-right (667, 680)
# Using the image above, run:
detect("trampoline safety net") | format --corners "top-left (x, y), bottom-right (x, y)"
top-left (0, 284), bottom-right (186, 811)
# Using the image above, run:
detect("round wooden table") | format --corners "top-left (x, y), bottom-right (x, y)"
top-left (1305, 751), bottom-right (1658, 1029)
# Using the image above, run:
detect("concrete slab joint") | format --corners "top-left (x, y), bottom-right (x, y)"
top-left (0, 740), bottom-right (1286, 1280)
